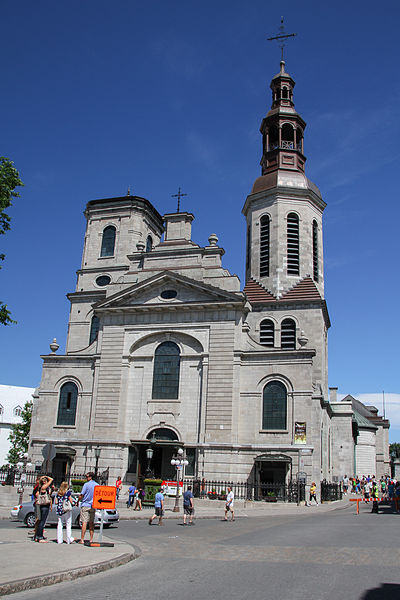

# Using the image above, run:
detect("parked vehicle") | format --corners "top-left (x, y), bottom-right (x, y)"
top-left (12, 494), bottom-right (119, 528)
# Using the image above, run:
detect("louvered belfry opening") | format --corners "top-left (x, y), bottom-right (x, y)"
top-left (260, 319), bottom-right (274, 347)
top-left (281, 318), bottom-right (296, 350)
top-left (287, 213), bottom-right (299, 275)
top-left (260, 215), bottom-right (270, 277)
top-left (313, 220), bottom-right (319, 282)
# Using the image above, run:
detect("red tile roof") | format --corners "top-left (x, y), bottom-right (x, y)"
top-left (243, 276), bottom-right (322, 304)
top-left (243, 278), bottom-right (276, 303)
top-left (280, 276), bottom-right (322, 301)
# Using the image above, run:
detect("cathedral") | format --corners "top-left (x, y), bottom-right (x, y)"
top-left (29, 60), bottom-right (389, 487)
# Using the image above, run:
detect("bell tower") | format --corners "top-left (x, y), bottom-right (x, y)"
top-left (242, 60), bottom-right (326, 299)
top-left (261, 60), bottom-right (306, 175)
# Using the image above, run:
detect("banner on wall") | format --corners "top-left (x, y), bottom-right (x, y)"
top-left (294, 422), bottom-right (307, 445)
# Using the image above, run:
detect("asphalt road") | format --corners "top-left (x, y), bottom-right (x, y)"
top-left (4, 502), bottom-right (400, 600)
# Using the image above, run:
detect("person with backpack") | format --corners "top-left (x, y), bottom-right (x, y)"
top-left (182, 485), bottom-right (194, 525)
top-left (55, 481), bottom-right (75, 544)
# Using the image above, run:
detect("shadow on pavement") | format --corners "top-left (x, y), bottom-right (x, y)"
top-left (361, 583), bottom-right (400, 599)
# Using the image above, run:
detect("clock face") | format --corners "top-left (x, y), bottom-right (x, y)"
top-left (96, 275), bottom-right (111, 287)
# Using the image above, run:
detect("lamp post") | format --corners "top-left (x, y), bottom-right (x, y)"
top-left (146, 433), bottom-right (157, 479)
top-left (17, 452), bottom-right (33, 505)
top-left (94, 446), bottom-right (101, 479)
top-left (170, 448), bottom-right (188, 513)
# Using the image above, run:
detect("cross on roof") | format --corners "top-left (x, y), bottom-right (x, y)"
top-left (171, 187), bottom-right (187, 213)
top-left (267, 17), bottom-right (297, 61)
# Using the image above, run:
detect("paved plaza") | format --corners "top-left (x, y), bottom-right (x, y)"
top-left (1, 499), bottom-right (400, 599)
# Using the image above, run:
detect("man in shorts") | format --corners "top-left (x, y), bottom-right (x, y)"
top-left (149, 488), bottom-right (164, 526)
top-left (183, 485), bottom-right (194, 525)
top-left (78, 472), bottom-right (99, 544)
top-left (224, 487), bottom-right (235, 521)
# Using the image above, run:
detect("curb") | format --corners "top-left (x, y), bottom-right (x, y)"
top-left (0, 547), bottom-right (140, 597)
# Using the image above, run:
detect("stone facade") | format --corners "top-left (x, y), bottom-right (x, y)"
top-left (28, 60), bottom-right (389, 487)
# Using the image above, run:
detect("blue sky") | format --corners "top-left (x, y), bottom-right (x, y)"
top-left (1, 1), bottom-right (399, 440)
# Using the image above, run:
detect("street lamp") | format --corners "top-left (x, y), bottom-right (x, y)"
top-left (17, 452), bottom-right (33, 504)
top-left (170, 448), bottom-right (188, 512)
top-left (94, 446), bottom-right (101, 479)
top-left (146, 433), bottom-right (157, 479)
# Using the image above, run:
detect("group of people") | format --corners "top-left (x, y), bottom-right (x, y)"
top-left (147, 485), bottom-right (235, 526)
top-left (341, 474), bottom-right (400, 513)
top-left (126, 484), bottom-right (145, 510)
top-left (31, 472), bottom-right (100, 544)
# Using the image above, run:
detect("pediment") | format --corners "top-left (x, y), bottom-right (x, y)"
top-left (94, 271), bottom-right (244, 310)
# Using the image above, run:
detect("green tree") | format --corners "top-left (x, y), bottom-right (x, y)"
top-left (389, 443), bottom-right (400, 458)
top-left (0, 156), bottom-right (23, 325)
top-left (7, 401), bottom-right (33, 465)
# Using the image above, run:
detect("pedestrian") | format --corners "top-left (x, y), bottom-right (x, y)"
top-left (134, 488), bottom-right (143, 510)
top-left (78, 472), bottom-right (99, 544)
top-left (115, 476), bottom-right (122, 500)
top-left (148, 487), bottom-right (164, 525)
top-left (342, 475), bottom-right (349, 495)
top-left (127, 483), bottom-right (136, 508)
top-left (371, 480), bottom-right (379, 514)
top-left (30, 476), bottom-right (41, 539)
top-left (55, 481), bottom-right (75, 543)
top-left (224, 487), bottom-right (235, 521)
top-left (309, 482), bottom-right (319, 505)
top-left (183, 485), bottom-right (194, 525)
top-left (34, 475), bottom-right (54, 542)
top-left (364, 479), bottom-right (372, 502)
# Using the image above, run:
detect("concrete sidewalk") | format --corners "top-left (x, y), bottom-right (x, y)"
top-left (0, 526), bottom-right (138, 597)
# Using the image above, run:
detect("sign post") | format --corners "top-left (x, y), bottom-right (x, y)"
top-left (92, 485), bottom-right (117, 546)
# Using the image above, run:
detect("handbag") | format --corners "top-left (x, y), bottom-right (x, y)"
top-left (37, 491), bottom-right (50, 506)
top-left (62, 497), bottom-right (72, 512)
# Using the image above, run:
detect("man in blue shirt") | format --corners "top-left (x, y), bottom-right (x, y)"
top-left (127, 484), bottom-right (136, 508)
top-left (148, 488), bottom-right (164, 526)
top-left (78, 472), bottom-right (99, 544)
top-left (183, 485), bottom-right (194, 525)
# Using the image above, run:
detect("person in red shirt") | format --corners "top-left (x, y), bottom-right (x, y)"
top-left (115, 476), bottom-right (122, 500)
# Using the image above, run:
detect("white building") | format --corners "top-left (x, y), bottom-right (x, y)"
top-left (0, 385), bottom-right (35, 466)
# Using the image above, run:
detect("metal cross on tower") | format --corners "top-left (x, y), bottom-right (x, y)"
top-left (267, 17), bottom-right (297, 61)
top-left (171, 187), bottom-right (187, 213)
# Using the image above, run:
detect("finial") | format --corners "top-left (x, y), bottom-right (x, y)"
top-left (126, 186), bottom-right (131, 196)
top-left (49, 338), bottom-right (59, 354)
top-left (171, 187), bottom-right (187, 213)
top-left (267, 17), bottom-right (297, 61)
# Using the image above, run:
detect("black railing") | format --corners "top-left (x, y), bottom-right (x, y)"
top-left (0, 467), bottom-right (109, 488)
top-left (321, 480), bottom-right (342, 502)
top-left (183, 479), bottom-right (305, 503)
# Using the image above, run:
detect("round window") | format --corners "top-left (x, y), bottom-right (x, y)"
top-left (160, 289), bottom-right (177, 300)
top-left (96, 275), bottom-right (111, 287)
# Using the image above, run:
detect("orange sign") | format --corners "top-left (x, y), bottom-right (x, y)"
top-left (92, 485), bottom-right (117, 510)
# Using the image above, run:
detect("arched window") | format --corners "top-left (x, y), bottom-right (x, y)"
top-left (100, 226), bottom-right (116, 257)
top-left (281, 318), bottom-right (296, 350)
top-left (281, 124), bottom-right (294, 149)
top-left (152, 342), bottom-right (180, 399)
top-left (57, 382), bottom-right (78, 426)
top-left (13, 406), bottom-right (22, 417)
top-left (260, 215), bottom-right (270, 277)
top-left (146, 235), bottom-right (153, 253)
top-left (282, 87), bottom-right (288, 99)
top-left (260, 319), bottom-right (274, 347)
top-left (263, 381), bottom-right (287, 430)
top-left (287, 213), bottom-right (299, 275)
top-left (313, 220), bottom-right (319, 282)
top-left (147, 428), bottom-right (178, 441)
top-left (89, 315), bottom-right (100, 345)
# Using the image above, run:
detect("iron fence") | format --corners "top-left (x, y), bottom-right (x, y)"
top-left (182, 479), bottom-right (305, 503)
top-left (321, 480), bottom-right (342, 502)
top-left (0, 467), bottom-right (109, 488)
